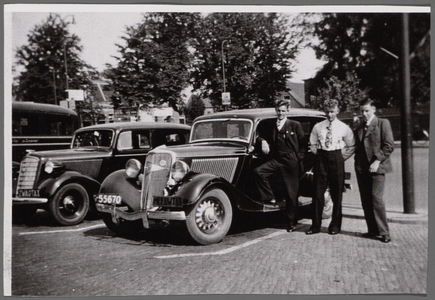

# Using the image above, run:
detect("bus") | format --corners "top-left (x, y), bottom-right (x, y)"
top-left (12, 102), bottom-right (79, 163)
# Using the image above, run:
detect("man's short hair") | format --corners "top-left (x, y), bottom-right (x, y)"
top-left (275, 100), bottom-right (290, 109)
top-left (359, 98), bottom-right (376, 107)
top-left (323, 99), bottom-right (339, 109)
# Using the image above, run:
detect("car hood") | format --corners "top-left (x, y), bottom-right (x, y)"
top-left (25, 147), bottom-right (111, 161)
top-left (156, 142), bottom-right (248, 158)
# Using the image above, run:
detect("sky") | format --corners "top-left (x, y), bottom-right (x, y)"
top-left (9, 8), bottom-right (327, 84)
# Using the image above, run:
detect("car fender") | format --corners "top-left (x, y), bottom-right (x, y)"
top-left (38, 171), bottom-right (100, 200)
top-left (99, 170), bottom-right (142, 211)
top-left (174, 173), bottom-right (236, 206)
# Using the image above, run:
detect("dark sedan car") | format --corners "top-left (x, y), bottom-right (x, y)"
top-left (96, 108), bottom-right (350, 245)
top-left (13, 122), bottom-right (190, 225)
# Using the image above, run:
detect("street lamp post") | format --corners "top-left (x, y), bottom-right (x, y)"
top-left (58, 14), bottom-right (75, 91)
top-left (221, 40), bottom-right (228, 93)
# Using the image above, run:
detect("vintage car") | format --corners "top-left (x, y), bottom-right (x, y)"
top-left (13, 122), bottom-right (191, 225)
top-left (96, 108), bottom-right (351, 245)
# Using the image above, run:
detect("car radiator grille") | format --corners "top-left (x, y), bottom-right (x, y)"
top-left (191, 157), bottom-right (238, 182)
top-left (142, 153), bottom-right (172, 209)
top-left (17, 157), bottom-right (40, 191)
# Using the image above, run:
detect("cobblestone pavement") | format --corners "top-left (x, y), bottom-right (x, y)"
top-left (141, 215), bottom-right (428, 295)
top-left (11, 207), bottom-right (428, 296)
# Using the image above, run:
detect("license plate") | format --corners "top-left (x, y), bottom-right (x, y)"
top-left (94, 194), bottom-right (122, 205)
top-left (153, 196), bottom-right (183, 207)
top-left (17, 189), bottom-right (40, 197)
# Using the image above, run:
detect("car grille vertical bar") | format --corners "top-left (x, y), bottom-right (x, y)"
top-left (17, 157), bottom-right (40, 191)
top-left (142, 153), bottom-right (172, 209)
top-left (191, 157), bottom-right (238, 182)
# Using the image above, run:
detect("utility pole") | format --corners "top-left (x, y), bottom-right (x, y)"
top-left (399, 13), bottom-right (415, 214)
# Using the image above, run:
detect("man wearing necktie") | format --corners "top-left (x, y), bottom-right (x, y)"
top-left (253, 100), bottom-right (305, 232)
top-left (353, 99), bottom-right (394, 243)
top-left (306, 99), bottom-right (355, 235)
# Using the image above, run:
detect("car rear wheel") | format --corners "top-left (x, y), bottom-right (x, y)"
top-left (49, 183), bottom-right (89, 226)
top-left (186, 189), bottom-right (233, 245)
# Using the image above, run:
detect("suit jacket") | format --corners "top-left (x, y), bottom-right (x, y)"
top-left (257, 118), bottom-right (305, 162)
top-left (354, 116), bottom-right (394, 174)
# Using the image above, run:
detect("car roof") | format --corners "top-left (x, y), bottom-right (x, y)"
top-left (194, 107), bottom-right (325, 123)
top-left (75, 122), bottom-right (190, 132)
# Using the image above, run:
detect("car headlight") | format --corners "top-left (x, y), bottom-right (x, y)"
top-left (125, 159), bottom-right (142, 179)
top-left (44, 161), bottom-right (63, 174)
top-left (171, 160), bottom-right (190, 182)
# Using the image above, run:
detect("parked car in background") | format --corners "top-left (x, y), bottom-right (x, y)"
top-left (96, 108), bottom-right (351, 245)
top-left (12, 101), bottom-right (79, 163)
top-left (13, 122), bottom-right (190, 225)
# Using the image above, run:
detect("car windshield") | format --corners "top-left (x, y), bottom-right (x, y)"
top-left (190, 119), bottom-right (252, 143)
top-left (72, 130), bottom-right (114, 148)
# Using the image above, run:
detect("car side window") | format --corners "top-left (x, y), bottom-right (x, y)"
top-left (153, 131), bottom-right (186, 147)
top-left (138, 132), bottom-right (151, 149)
top-left (117, 131), bottom-right (133, 150)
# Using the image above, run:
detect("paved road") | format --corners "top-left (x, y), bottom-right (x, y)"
top-left (10, 210), bottom-right (427, 296)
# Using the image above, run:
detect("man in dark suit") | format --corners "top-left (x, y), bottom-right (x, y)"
top-left (253, 100), bottom-right (305, 232)
top-left (353, 98), bottom-right (394, 243)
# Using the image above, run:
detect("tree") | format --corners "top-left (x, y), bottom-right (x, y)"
top-left (106, 13), bottom-right (201, 113)
top-left (315, 71), bottom-right (370, 112)
top-left (187, 95), bottom-right (205, 122)
top-left (304, 13), bottom-right (430, 108)
top-left (192, 13), bottom-right (303, 108)
top-left (14, 14), bottom-right (97, 104)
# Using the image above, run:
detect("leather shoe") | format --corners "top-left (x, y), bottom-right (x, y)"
top-left (306, 228), bottom-right (319, 235)
top-left (362, 232), bottom-right (379, 238)
top-left (381, 235), bottom-right (391, 243)
top-left (287, 225), bottom-right (296, 232)
top-left (329, 230), bottom-right (339, 235)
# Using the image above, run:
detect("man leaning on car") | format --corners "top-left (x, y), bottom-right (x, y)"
top-left (253, 100), bottom-right (305, 233)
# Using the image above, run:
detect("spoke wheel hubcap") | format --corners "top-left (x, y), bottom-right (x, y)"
top-left (195, 198), bottom-right (224, 233)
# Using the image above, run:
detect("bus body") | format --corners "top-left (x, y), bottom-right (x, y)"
top-left (12, 102), bottom-right (79, 162)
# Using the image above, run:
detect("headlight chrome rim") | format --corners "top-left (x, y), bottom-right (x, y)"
top-left (44, 161), bottom-right (63, 174)
top-left (125, 159), bottom-right (142, 179)
top-left (171, 160), bottom-right (190, 182)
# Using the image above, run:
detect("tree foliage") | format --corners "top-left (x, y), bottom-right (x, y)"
top-left (106, 13), bottom-right (201, 112)
top-left (304, 13), bottom-right (430, 108)
top-left (187, 95), bottom-right (206, 122)
top-left (192, 13), bottom-right (303, 108)
top-left (315, 71), bottom-right (370, 111)
top-left (14, 14), bottom-right (97, 104)
top-left (107, 13), bottom-right (304, 111)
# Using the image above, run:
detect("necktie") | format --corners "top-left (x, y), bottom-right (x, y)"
top-left (363, 122), bottom-right (369, 136)
top-left (325, 122), bottom-right (332, 148)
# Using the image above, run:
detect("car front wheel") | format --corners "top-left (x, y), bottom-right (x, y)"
top-left (186, 189), bottom-right (233, 245)
top-left (49, 183), bottom-right (89, 226)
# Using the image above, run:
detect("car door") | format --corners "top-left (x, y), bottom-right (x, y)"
top-left (111, 129), bottom-right (151, 174)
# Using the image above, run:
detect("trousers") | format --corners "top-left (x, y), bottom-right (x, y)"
top-left (253, 157), bottom-right (299, 226)
top-left (311, 149), bottom-right (344, 232)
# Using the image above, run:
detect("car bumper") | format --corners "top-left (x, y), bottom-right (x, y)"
top-left (13, 197), bottom-right (48, 205)
top-left (95, 203), bottom-right (186, 228)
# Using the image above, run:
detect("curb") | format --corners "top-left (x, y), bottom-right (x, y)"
top-left (342, 205), bottom-right (428, 224)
